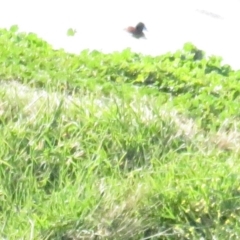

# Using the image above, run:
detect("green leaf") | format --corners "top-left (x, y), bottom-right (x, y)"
top-left (183, 42), bottom-right (196, 52)
top-left (9, 25), bottom-right (19, 33)
top-left (67, 28), bottom-right (77, 36)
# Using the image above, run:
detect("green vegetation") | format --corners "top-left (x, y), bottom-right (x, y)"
top-left (0, 25), bottom-right (240, 239)
top-left (67, 28), bottom-right (77, 37)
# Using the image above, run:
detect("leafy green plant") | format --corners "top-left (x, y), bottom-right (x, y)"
top-left (0, 25), bottom-right (240, 239)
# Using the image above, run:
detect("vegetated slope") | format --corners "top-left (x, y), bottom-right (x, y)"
top-left (0, 26), bottom-right (240, 239)
top-left (1, 25), bottom-right (240, 131)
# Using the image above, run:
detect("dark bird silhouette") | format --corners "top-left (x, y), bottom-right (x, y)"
top-left (125, 22), bottom-right (147, 39)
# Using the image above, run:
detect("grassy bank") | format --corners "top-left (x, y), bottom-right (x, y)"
top-left (0, 26), bottom-right (240, 239)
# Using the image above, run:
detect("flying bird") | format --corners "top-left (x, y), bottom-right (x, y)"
top-left (125, 22), bottom-right (147, 39)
